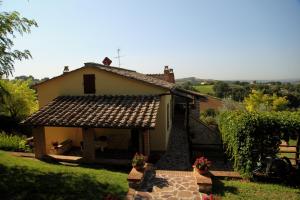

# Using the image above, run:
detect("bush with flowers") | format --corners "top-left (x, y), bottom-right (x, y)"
top-left (131, 153), bottom-right (146, 170)
top-left (193, 156), bottom-right (212, 174)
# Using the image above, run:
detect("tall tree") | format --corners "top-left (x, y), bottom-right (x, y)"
top-left (213, 81), bottom-right (230, 98)
top-left (0, 79), bottom-right (38, 120)
top-left (0, 2), bottom-right (37, 77)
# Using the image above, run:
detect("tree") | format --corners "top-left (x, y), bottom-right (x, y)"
top-left (178, 81), bottom-right (197, 91)
top-left (0, 4), bottom-right (38, 77)
top-left (14, 75), bottom-right (41, 86)
top-left (244, 90), bottom-right (289, 112)
top-left (231, 87), bottom-right (250, 102)
top-left (213, 81), bottom-right (229, 98)
top-left (0, 79), bottom-right (38, 120)
top-left (0, 81), bottom-right (8, 104)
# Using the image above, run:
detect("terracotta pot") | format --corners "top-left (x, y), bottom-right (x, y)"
top-left (133, 165), bottom-right (145, 172)
top-left (194, 167), bottom-right (208, 175)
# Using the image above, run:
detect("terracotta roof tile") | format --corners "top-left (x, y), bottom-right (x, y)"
top-left (22, 95), bottom-right (160, 129)
top-left (146, 74), bottom-right (165, 81)
top-left (34, 63), bottom-right (175, 92)
top-left (85, 63), bottom-right (174, 90)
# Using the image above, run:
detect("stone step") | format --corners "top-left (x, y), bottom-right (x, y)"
top-left (155, 170), bottom-right (193, 176)
top-left (210, 170), bottom-right (242, 179)
top-left (193, 170), bottom-right (212, 193)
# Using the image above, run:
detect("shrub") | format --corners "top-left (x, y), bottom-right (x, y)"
top-left (203, 108), bottom-right (217, 117)
top-left (201, 116), bottom-right (217, 126)
top-left (0, 132), bottom-right (31, 152)
top-left (131, 153), bottom-right (146, 169)
top-left (200, 109), bottom-right (219, 126)
top-left (218, 111), bottom-right (300, 177)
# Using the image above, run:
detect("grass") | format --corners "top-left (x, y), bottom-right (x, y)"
top-left (1, 151), bottom-right (299, 200)
top-left (193, 84), bottom-right (214, 95)
top-left (213, 179), bottom-right (300, 200)
top-left (0, 151), bottom-right (128, 200)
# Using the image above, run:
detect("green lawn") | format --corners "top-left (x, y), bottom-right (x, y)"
top-left (213, 179), bottom-right (300, 200)
top-left (193, 84), bottom-right (214, 95)
top-left (1, 151), bottom-right (299, 200)
top-left (0, 151), bottom-right (128, 200)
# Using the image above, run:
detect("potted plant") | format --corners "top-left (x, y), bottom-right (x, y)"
top-left (132, 153), bottom-right (146, 171)
top-left (193, 156), bottom-right (211, 175)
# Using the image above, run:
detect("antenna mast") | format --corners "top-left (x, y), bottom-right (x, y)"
top-left (116, 48), bottom-right (121, 67)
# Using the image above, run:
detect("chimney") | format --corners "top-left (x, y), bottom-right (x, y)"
top-left (102, 57), bottom-right (112, 66)
top-left (63, 66), bottom-right (69, 74)
top-left (163, 65), bottom-right (175, 83)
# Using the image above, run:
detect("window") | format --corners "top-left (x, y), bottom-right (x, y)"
top-left (83, 74), bottom-right (95, 94)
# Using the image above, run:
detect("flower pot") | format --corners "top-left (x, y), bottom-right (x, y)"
top-left (194, 167), bottom-right (208, 175)
top-left (133, 165), bottom-right (145, 172)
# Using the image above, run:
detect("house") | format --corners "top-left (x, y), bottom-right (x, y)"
top-left (23, 62), bottom-right (196, 163)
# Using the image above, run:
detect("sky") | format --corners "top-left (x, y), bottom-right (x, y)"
top-left (1, 0), bottom-right (300, 80)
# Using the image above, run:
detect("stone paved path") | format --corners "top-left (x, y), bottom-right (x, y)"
top-left (155, 123), bottom-right (191, 170)
top-left (128, 170), bottom-right (202, 200)
top-left (127, 119), bottom-right (203, 199)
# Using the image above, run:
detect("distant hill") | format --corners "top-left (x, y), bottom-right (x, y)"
top-left (176, 77), bottom-right (300, 84)
top-left (175, 77), bottom-right (214, 84)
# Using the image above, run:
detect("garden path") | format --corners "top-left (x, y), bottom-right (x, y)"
top-left (127, 120), bottom-right (206, 199)
top-left (127, 170), bottom-right (202, 200)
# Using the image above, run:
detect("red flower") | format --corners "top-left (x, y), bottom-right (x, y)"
top-left (193, 156), bottom-right (212, 170)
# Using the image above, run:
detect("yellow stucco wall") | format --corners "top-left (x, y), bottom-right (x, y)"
top-left (44, 127), bottom-right (82, 153)
top-left (37, 66), bottom-right (172, 151)
top-left (36, 66), bottom-right (167, 107)
top-left (149, 94), bottom-right (172, 151)
top-left (94, 128), bottom-right (131, 150)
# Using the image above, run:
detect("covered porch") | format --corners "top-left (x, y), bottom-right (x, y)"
top-left (23, 95), bottom-right (160, 164)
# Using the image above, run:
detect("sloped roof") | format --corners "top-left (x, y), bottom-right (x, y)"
top-left (146, 74), bottom-right (165, 81)
top-left (22, 95), bottom-right (160, 129)
top-left (34, 62), bottom-right (175, 90)
top-left (87, 63), bottom-right (174, 89)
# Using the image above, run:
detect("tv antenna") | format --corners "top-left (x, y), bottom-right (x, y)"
top-left (114, 48), bottom-right (125, 67)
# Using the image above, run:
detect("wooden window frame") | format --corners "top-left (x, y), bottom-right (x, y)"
top-left (83, 74), bottom-right (96, 94)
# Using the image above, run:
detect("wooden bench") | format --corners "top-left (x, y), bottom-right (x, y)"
top-left (193, 169), bottom-right (212, 193)
top-left (50, 139), bottom-right (72, 155)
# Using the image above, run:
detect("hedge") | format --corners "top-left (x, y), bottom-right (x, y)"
top-left (0, 132), bottom-right (31, 152)
top-left (218, 111), bottom-right (300, 177)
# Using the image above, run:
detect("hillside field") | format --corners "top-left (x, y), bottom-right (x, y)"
top-left (193, 84), bottom-right (214, 95)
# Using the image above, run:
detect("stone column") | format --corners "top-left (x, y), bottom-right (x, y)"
top-left (143, 129), bottom-right (150, 156)
top-left (82, 128), bottom-right (95, 162)
top-left (33, 126), bottom-right (46, 159)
